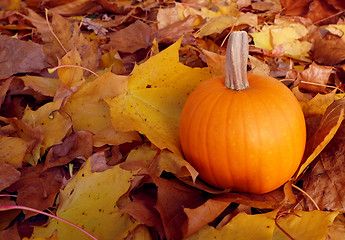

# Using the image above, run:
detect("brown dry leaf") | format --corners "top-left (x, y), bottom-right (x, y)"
top-left (281, 0), bottom-right (343, 24)
top-left (280, 0), bottom-right (312, 16)
top-left (183, 197), bottom-right (231, 238)
top-left (0, 35), bottom-right (47, 79)
top-left (0, 199), bottom-right (20, 233)
top-left (43, 12), bottom-right (99, 71)
top-left (299, 62), bottom-right (333, 93)
top-left (106, 20), bottom-right (158, 53)
top-left (0, 223), bottom-right (20, 240)
top-left (8, 164), bottom-right (65, 218)
top-left (120, 186), bottom-right (165, 239)
top-left (305, 0), bottom-right (341, 25)
top-left (123, 144), bottom-right (198, 182)
top-left (0, 163), bottom-right (21, 191)
top-left (312, 36), bottom-right (345, 65)
top-left (43, 131), bottom-right (93, 171)
top-left (154, 177), bottom-right (207, 240)
top-left (159, 16), bottom-right (197, 41)
top-left (49, 0), bottom-right (101, 16)
top-left (301, 139), bottom-right (345, 211)
top-left (296, 99), bottom-right (345, 178)
top-left (0, 78), bottom-right (13, 107)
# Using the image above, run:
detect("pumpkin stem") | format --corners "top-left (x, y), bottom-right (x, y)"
top-left (225, 31), bottom-right (249, 90)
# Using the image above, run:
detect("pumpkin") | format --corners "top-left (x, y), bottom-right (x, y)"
top-left (179, 31), bottom-right (306, 194)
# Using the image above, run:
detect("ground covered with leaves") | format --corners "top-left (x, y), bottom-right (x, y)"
top-left (1, 0), bottom-right (345, 239)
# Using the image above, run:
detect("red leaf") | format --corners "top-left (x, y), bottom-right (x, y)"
top-left (0, 35), bottom-right (47, 79)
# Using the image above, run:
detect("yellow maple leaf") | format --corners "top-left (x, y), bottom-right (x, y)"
top-left (62, 71), bottom-right (141, 147)
top-left (31, 157), bottom-right (139, 240)
top-left (106, 38), bottom-right (212, 155)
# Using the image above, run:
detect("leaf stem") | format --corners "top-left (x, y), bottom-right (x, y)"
top-left (225, 31), bottom-right (249, 90)
top-left (0, 205), bottom-right (98, 240)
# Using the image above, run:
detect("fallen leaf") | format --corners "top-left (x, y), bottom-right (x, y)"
top-left (106, 20), bottom-right (158, 53)
top-left (62, 72), bottom-right (141, 147)
top-left (183, 197), bottom-right (231, 237)
top-left (153, 177), bottom-right (207, 240)
top-left (0, 35), bottom-right (47, 79)
top-left (31, 156), bottom-right (139, 240)
top-left (201, 49), bottom-right (225, 77)
top-left (312, 35), bottom-right (345, 65)
top-left (106, 38), bottom-right (212, 154)
top-left (301, 139), bottom-right (345, 211)
top-left (0, 163), bottom-right (21, 191)
top-left (22, 101), bottom-right (72, 153)
top-left (159, 16), bottom-right (197, 41)
top-left (297, 90), bottom-right (336, 118)
top-left (49, 0), bottom-right (100, 16)
top-left (43, 12), bottom-right (99, 71)
top-left (124, 224), bottom-right (152, 240)
top-left (250, 18), bottom-right (312, 61)
top-left (43, 131), bottom-right (93, 171)
top-left (57, 48), bottom-right (84, 88)
top-left (273, 210), bottom-right (339, 240)
top-left (0, 136), bottom-right (28, 168)
top-left (281, 0), bottom-right (343, 25)
top-left (195, 13), bottom-right (257, 38)
top-left (0, 222), bottom-right (20, 240)
top-left (156, 6), bottom-right (180, 29)
top-left (296, 99), bottom-right (345, 178)
top-left (20, 76), bottom-right (59, 97)
top-left (120, 185), bottom-right (165, 239)
top-left (185, 210), bottom-right (277, 240)
top-left (328, 214), bottom-right (345, 239)
top-left (280, 0), bottom-right (312, 16)
top-left (0, 78), bottom-right (13, 107)
top-left (8, 164), bottom-right (65, 218)
top-left (123, 144), bottom-right (198, 182)
top-left (299, 62), bottom-right (333, 93)
top-left (248, 55), bottom-right (270, 76)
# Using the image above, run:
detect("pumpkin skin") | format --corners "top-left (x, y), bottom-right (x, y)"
top-left (179, 74), bottom-right (306, 194)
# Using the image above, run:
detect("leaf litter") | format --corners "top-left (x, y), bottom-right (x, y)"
top-left (1, 0), bottom-right (345, 239)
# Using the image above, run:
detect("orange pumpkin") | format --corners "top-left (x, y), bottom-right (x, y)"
top-left (179, 31), bottom-right (306, 194)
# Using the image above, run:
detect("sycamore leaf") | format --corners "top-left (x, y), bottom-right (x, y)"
top-left (62, 72), bottom-right (141, 147)
top-left (106, 38), bottom-right (212, 155)
top-left (31, 156), bottom-right (139, 240)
